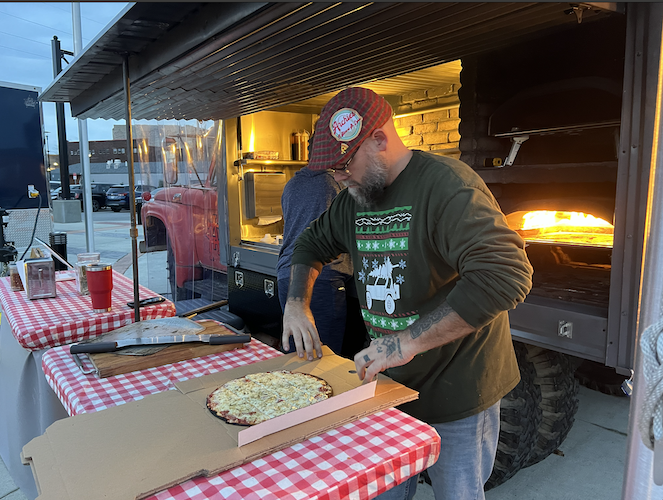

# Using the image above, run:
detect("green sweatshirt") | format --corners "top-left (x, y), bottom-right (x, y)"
top-left (292, 151), bottom-right (533, 423)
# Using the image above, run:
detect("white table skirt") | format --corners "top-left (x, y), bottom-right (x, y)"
top-left (0, 309), bottom-right (68, 500)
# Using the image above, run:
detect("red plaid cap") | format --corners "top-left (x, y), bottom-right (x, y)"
top-left (307, 87), bottom-right (393, 170)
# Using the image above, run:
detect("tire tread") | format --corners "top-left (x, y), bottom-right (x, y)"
top-left (523, 346), bottom-right (579, 467)
top-left (485, 342), bottom-right (541, 490)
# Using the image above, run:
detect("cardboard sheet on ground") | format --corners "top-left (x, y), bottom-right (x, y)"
top-left (22, 347), bottom-right (418, 500)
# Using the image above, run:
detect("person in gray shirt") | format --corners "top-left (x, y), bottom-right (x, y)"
top-left (277, 166), bottom-right (365, 356)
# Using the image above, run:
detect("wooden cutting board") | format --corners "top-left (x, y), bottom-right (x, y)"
top-left (88, 320), bottom-right (247, 378)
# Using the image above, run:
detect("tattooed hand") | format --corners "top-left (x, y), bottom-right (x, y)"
top-left (354, 334), bottom-right (414, 384)
top-left (353, 302), bottom-right (476, 383)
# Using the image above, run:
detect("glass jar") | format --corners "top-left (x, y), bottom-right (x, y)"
top-left (75, 252), bottom-right (100, 295)
top-left (9, 262), bottom-right (23, 292)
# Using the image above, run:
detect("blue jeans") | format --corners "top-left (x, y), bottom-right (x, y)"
top-left (278, 269), bottom-right (351, 354)
top-left (375, 401), bottom-right (501, 500)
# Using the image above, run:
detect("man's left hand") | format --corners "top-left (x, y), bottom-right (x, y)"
top-left (354, 334), bottom-right (414, 383)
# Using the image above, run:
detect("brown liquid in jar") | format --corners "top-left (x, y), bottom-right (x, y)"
top-left (9, 266), bottom-right (23, 291)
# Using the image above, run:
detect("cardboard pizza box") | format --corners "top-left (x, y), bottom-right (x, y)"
top-left (21, 347), bottom-right (418, 500)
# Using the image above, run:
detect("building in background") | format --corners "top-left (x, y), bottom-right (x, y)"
top-left (51, 124), bottom-right (217, 187)
top-left (112, 123), bottom-right (208, 146)
top-left (46, 153), bottom-right (59, 181)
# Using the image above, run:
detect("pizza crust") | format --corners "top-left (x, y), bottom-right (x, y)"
top-left (207, 370), bottom-right (333, 426)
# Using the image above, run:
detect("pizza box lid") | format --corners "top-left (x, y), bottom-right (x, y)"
top-left (21, 347), bottom-right (418, 500)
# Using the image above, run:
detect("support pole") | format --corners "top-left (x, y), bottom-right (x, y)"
top-left (622, 3), bottom-right (663, 498)
top-left (72, 2), bottom-right (94, 252)
top-left (122, 54), bottom-right (141, 323)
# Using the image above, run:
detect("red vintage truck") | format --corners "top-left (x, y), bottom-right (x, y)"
top-left (141, 144), bottom-right (224, 301)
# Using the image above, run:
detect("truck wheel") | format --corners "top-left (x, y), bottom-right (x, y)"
top-left (112, 207), bottom-right (121, 212)
top-left (485, 342), bottom-right (541, 490)
top-left (523, 345), bottom-right (580, 467)
top-left (167, 238), bottom-right (190, 301)
top-left (575, 359), bottom-right (628, 397)
top-left (366, 291), bottom-right (372, 310)
top-left (385, 294), bottom-right (395, 314)
top-left (92, 199), bottom-right (100, 212)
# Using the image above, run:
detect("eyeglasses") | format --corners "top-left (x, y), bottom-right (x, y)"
top-left (328, 148), bottom-right (357, 176)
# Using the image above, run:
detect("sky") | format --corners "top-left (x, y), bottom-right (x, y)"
top-left (0, 2), bottom-right (129, 153)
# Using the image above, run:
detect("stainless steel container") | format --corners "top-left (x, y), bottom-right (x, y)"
top-left (24, 258), bottom-right (57, 299)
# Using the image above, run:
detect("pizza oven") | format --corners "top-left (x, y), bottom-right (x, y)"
top-left (455, 17), bottom-right (626, 361)
top-left (475, 157), bottom-right (618, 361)
top-left (467, 77), bottom-right (620, 319)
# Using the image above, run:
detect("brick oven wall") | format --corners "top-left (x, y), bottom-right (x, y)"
top-left (393, 86), bottom-right (461, 159)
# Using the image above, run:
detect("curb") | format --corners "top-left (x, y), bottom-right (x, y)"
top-left (113, 250), bottom-right (143, 274)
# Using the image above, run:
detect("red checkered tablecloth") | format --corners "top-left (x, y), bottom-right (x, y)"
top-left (153, 410), bottom-right (438, 500)
top-left (0, 270), bottom-right (175, 350)
top-left (42, 340), bottom-right (441, 500)
top-left (42, 338), bottom-right (284, 416)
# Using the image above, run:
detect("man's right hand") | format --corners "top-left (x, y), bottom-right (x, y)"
top-left (282, 299), bottom-right (323, 360)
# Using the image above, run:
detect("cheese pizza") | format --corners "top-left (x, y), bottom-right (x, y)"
top-left (206, 370), bottom-right (333, 425)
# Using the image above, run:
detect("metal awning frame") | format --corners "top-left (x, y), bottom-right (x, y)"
top-left (40, 2), bottom-right (615, 122)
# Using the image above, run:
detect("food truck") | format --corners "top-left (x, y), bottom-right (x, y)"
top-left (39, 2), bottom-right (662, 489)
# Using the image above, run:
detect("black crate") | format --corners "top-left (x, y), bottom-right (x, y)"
top-left (227, 267), bottom-right (282, 337)
top-left (49, 232), bottom-right (68, 271)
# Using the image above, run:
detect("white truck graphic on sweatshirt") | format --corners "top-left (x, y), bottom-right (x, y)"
top-left (365, 257), bottom-right (401, 314)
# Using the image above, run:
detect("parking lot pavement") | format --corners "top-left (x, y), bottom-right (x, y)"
top-left (53, 218), bottom-right (133, 266)
top-left (122, 249), bottom-right (169, 296)
top-left (0, 459), bottom-right (26, 500)
top-left (53, 211), bottom-right (170, 297)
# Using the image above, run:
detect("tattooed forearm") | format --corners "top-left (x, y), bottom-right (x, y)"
top-left (410, 301), bottom-right (455, 339)
top-left (287, 264), bottom-right (319, 302)
top-left (376, 335), bottom-right (403, 360)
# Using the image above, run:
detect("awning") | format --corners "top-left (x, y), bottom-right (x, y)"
top-left (40, 2), bottom-right (615, 121)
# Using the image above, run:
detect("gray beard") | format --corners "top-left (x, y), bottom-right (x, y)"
top-left (343, 154), bottom-right (388, 207)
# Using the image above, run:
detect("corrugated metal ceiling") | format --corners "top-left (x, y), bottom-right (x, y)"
top-left (275, 61), bottom-right (463, 114)
top-left (40, 2), bottom-right (613, 121)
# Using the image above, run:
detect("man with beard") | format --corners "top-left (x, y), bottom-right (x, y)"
top-left (281, 87), bottom-right (533, 500)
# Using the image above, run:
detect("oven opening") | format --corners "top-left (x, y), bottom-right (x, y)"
top-left (506, 210), bottom-right (613, 309)
top-left (506, 210), bottom-right (613, 248)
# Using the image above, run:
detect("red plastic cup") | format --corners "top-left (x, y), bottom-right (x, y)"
top-left (86, 263), bottom-right (113, 313)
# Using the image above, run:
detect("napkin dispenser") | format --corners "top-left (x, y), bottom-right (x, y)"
top-left (23, 256), bottom-right (57, 300)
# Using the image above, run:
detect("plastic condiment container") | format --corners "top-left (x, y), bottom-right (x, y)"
top-left (292, 129), bottom-right (310, 161)
top-left (299, 129), bottom-right (310, 161)
top-left (9, 262), bottom-right (23, 291)
top-left (75, 252), bottom-right (100, 295)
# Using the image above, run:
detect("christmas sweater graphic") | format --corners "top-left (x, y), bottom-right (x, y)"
top-left (355, 206), bottom-right (420, 339)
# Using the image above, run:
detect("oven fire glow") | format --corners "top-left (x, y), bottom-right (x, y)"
top-left (507, 210), bottom-right (614, 248)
